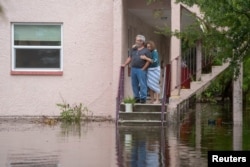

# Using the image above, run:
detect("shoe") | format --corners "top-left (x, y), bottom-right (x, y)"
top-left (135, 99), bottom-right (140, 103)
top-left (140, 99), bottom-right (146, 104)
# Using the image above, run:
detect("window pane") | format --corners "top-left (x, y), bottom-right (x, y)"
top-left (15, 49), bottom-right (60, 68)
top-left (14, 25), bottom-right (61, 46)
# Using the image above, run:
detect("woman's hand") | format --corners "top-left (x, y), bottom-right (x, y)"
top-left (132, 44), bottom-right (137, 49)
top-left (140, 55), bottom-right (147, 60)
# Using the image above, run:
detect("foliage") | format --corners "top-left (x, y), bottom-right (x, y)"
top-left (212, 58), bottom-right (222, 66)
top-left (150, 0), bottom-right (250, 78)
top-left (147, 0), bottom-right (250, 99)
top-left (197, 69), bottom-right (233, 102)
top-left (243, 57), bottom-right (250, 93)
top-left (57, 102), bottom-right (89, 123)
top-left (198, 55), bottom-right (250, 102)
top-left (123, 96), bottom-right (136, 104)
top-left (146, 0), bottom-right (161, 5)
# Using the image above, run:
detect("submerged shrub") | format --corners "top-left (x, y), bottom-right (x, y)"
top-left (57, 102), bottom-right (89, 123)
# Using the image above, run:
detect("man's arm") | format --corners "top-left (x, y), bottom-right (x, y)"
top-left (141, 50), bottom-right (152, 70)
top-left (122, 56), bottom-right (132, 67)
top-left (142, 61), bottom-right (150, 71)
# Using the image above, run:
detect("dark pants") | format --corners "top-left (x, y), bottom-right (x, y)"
top-left (131, 67), bottom-right (147, 101)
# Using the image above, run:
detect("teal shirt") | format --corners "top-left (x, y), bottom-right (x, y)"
top-left (149, 50), bottom-right (159, 68)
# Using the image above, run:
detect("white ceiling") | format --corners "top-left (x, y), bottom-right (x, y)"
top-left (128, 6), bottom-right (197, 31)
top-left (128, 9), bottom-right (171, 28)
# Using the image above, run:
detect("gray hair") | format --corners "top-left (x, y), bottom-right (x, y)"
top-left (136, 34), bottom-right (146, 42)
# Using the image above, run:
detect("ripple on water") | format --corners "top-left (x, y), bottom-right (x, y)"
top-left (7, 150), bottom-right (61, 167)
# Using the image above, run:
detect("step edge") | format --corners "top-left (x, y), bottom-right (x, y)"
top-left (118, 120), bottom-right (167, 122)
top-left (119, 112), bottom-right (166, 114)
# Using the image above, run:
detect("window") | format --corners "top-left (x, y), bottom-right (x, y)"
top-left (12, 23), bottom-right (63, 75)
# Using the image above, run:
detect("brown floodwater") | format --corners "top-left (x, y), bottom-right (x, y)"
top-left (0, 103), bottom-right (250, 167)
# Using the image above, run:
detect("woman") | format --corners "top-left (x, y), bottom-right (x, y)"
top-left (140, 41), bottom-right (161, 104)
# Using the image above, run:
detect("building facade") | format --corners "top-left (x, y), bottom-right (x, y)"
top-left (0, 0), bottom-right (200, 117)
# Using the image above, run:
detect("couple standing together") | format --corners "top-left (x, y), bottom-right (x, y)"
top-left (122, 35), bottom-right (161, 104)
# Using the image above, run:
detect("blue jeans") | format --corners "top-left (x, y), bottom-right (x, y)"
top-left (131, 67), bottom-right (147, 100)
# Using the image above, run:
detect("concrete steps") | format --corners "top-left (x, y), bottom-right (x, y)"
top-left (176, 62), bottom-right (230, 101)
top-left (118, 103), bottom-right (167, 126)
top-left (118, 120), bottom-right (166, 126)
top-left (119, 103), bottom-right (162, 112)
top-left (119, 112), bottom-right (166, 120)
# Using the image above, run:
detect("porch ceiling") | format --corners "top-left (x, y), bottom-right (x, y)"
top-left (128, 9), bottom-right (171, 28)
top-left (127, 0), bottom-right (197, 31)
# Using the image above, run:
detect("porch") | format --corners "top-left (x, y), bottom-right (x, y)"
top-left (115, 0), bottom-right (229, 125)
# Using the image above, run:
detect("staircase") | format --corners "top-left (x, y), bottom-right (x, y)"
top-left (170, 62), bottom-right (230, 105)
top-left (116, 60), bottom-right (229, 125)
top-left (118, 103), bottom-right (167, 126)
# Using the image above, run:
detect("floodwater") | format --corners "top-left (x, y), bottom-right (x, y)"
top-left (0, 103), bottom-right (250, 167)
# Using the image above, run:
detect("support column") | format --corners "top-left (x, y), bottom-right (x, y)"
top-left (233, 122), bottom-right (242, 150)
top-left (196, 41), bottom-right (202, 81)
top-left (170, 1), bottom-right (181, 96)
top-left (168, 0), bottom-right (182, 124)
top-left (111, 1), bottom-right (126, 167)
top-left (233, 63), bottom-right (243, 150)
top-left (195, 103), bottom-right (202, 166)
top-left (167, 125), bottom-right (180, 167)
top-left (233, 63), bottom-right (243, 124)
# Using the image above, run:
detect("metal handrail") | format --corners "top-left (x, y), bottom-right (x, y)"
top-left (116, 66), bottom-right (125, 125)
top-left (115, 66), bottom-right (125, 166)
top-left (166, 46), bottom-right (216, 95)
top-left (178, 47), bottom-right (215, 89)
top-left (161, 64), bottom-right (171, 126)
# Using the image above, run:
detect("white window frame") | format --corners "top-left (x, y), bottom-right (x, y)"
top-left (11, 23), bottom-right (63, 72)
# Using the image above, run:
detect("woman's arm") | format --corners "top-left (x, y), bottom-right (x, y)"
top-left (140, 50), bottom-right (158, 63)
top-left (140, 55), bottom-right (153, 63)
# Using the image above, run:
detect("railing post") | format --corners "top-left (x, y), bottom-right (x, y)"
top-left (161, 64), bottom-right (171, 126)
top-left (196, 41), bottom-right (202, 81)
top-left (116, 66), bottom-right (125, 126)
top-left (166, 64), bottom-right (171, 98)
top-left (116, 96), bottom-right (119, 125)
top-left (120, 66), bottom-right (125, 100)
top-left (176, 57), bottom-right (181, 95)
top-left (161, 67), bottom-right (166, 126)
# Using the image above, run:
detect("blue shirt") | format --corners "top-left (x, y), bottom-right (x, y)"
top-left (149, 50), bottom-right (159, 68)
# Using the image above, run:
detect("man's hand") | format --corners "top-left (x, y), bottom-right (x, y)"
top-left (122, 57), bottom-right (131, 68)
top-left (142, 61), bottom-right (150, 71)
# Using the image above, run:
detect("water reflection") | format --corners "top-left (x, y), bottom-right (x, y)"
top-left (0, 103), bottom-right (250, 167)
top-left (0, 121), bottom-right (116, 167)
top-left (117, 126), bottom-right (166, 167)
top-left (59, 122), bottom-right (91, 138)
top-left (116, 102), bottom-right (250, 167)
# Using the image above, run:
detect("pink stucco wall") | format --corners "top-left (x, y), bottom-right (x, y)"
top-left (0, 0), bottom-right (201, 117)
top-left (0, 0), bottom-right (116, 117)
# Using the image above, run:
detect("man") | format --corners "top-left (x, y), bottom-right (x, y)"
top-left (122, 35), bottom-right (151, 103)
